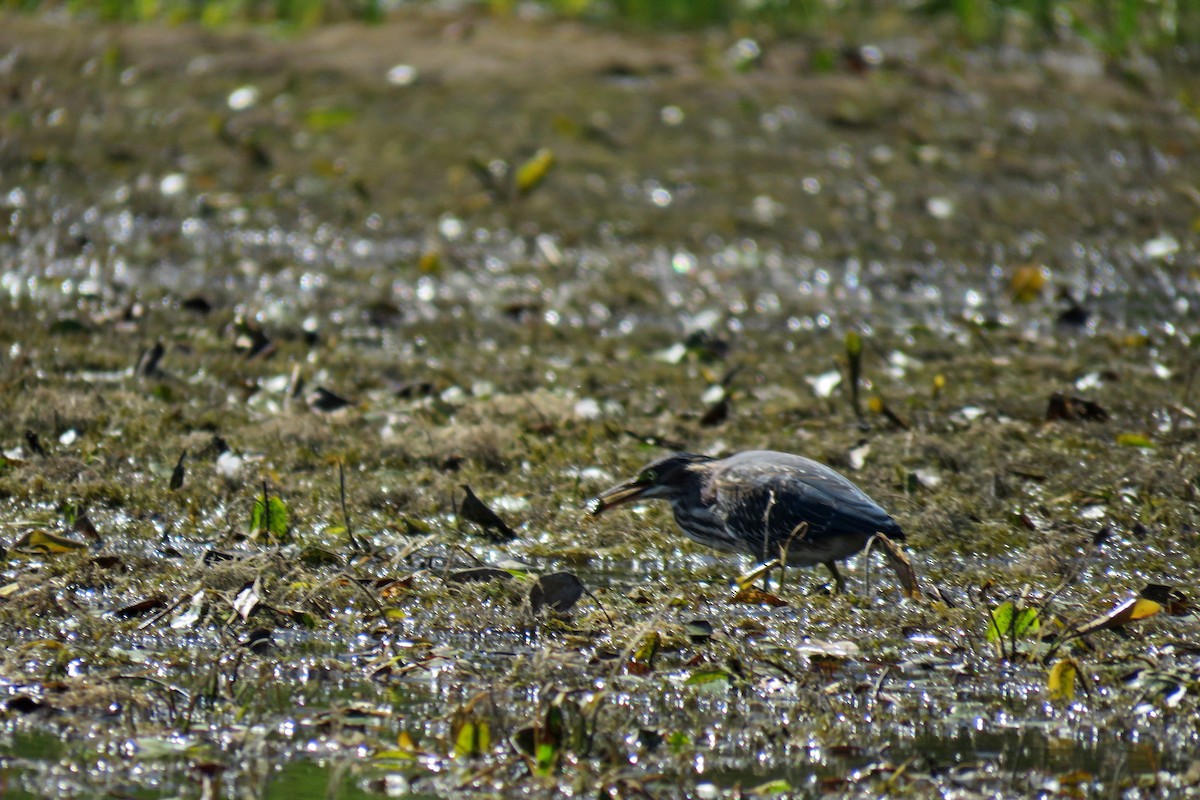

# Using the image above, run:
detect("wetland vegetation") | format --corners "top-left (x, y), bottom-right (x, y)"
top-left (1, 2), bottom-right (1199, 797)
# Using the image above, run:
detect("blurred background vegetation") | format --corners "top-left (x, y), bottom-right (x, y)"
top-left (1, 0), bottom-right (1195, 55)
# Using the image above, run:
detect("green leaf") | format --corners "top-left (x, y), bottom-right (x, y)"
top-left (250, 495), bottom-right (289, 540)
top-left (534, 741), bottom-right (557, 776)
top-left (1013, 606), bottom-right (1040, 637)
top-left (986, 601), bottom-right (1014, 642)
top-left (453, 719), bottom-right (490, 758)
top-left (1116, 433), bottom-right (1155, 449)
top-left (304, 106), bottom-right (356, 133)
top-left (844, 330), bottom-right (862, 358)
top-left (684, 669), bottom-right (731, 686)
top-left (988, 601), bottom-right (1039, 643)
top-left (667, 731), bottom-right (692, 752)
top-left (514, 148), bottom-right (555, 196)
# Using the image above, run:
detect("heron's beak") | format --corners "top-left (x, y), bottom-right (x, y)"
top-left (587, 479), bottom-right (649, 516)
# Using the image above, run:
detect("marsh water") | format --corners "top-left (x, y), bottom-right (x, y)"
top-left (1, 9), bottom-right (1199, 798)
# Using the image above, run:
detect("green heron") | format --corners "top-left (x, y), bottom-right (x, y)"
top-left (589, 450), bottom-right (904, 592)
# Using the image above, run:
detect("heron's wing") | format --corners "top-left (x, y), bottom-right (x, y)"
top-left (701, 457), bottom-right (899, 547)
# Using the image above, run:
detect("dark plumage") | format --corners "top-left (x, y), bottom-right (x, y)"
top-left (589, 450), bottom-right (904, 591)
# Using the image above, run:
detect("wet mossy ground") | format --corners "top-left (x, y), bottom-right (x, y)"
top-left (2, 9), bottom-right (1200, 798)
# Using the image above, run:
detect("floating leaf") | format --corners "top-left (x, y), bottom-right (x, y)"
top-left (512, 704), bottom-right (565, 776)
top-left (304, 106), bottom-right (357, 132)
top-left (685, 619), bottom-right (714, 642)
top-left (730, 586), bottom-right (788, 607)
top-left (136, 341), bottom-right (165, 378)
top-left (529, 571), bottom-right (584, 613)
top-left (1010, 263), bottom-right (1049, 302)
top-left (299, 546), bottom-right (342, 568)
top-left (632, 631), bottom-right (660, 670)
top-left (307, 386), bottom-right (354, 413)
top-left (447, 567), bottom-right (513, 584)
top-left (1142, 583), bottom-right (1191, 616)
top-left (1071, 584), bottom-right (1186, 637)
top-left (72, 514), bottom-right (102, 545)
top-left (170, 590), bottom-right (206, 630)
top-left (418, 250), bottom-right (442, 275)
top-left (1047, 657), bottom-right (1079, 702)
top-left (250, 495), bottom-right (289, 540)
top-left (1116, 433), bottom-right (1154, 449)
top-left (232, 579), bottom-right (261, 621)
top-left (514, 148), bottom-right (555, 196)
top-left (684, 669), bottom-right (731, 686)
top-left (169, 450), bottom-right (187, 490)
top-left (987, 601), bottom-right (1040, 642)
top-left (12, 529), bottom-right (88, 555)
top-left (453, 719), bottom-right (491, 758)
top-left (112, 595), bottom-right (169, 619)
top-left (749, 779), bottom-right (794, 796)
top-left (1046, 393), bottom-right (1108, 422)
top-left (24, 430), bottom-right (46, 456)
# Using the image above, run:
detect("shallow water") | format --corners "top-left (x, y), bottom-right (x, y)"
top-left (2, 9), bottom-right (1200, 799)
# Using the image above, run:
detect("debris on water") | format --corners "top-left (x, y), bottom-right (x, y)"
top-left (1010, 264), bottom-right (1049, 303)
top-left (308, 386), bottom-right (354, 413)
top-left (1142, 234), bottom-right (1179, 259)
top-left (135, 341), bottom-right (165, 378)
top-left (1070, 584), bottom-right (1190, 639)
top-left (24, 430), bottom-right (46, 456)
top-left (386, 64), bottom-right (418, 86)
top-left (529, 571), bottom-right (584, 613)
top-left (227, 85), bottom-right (259, 110)
top-left (807, 370), bottom-right (842, 398)
top-left (159, 173), bottom-right (186, 196)
top-left (1045, 393), bottom-right (1109, 422)
top-left (446, 567), bottom-right (513, 583)
top-left (925, 196), bottom-right (955, 220)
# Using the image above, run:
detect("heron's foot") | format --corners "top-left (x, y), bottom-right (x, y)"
top-left (824, 561), bottom-right (847, 594)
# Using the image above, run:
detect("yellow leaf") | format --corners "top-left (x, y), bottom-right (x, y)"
top-left (1047, 657), bottom-right (1079, 702)
top-left (12, 529), bottom-right (88, 555)
top-left (633, 631), bottom-right (660, 667)
top-left (515, 148), bottom-right (555, 196)
top-left (453, 719), bottom-right (490, 758)
top-left (0, 582), bottom-right (19, 597)
top-left (397, 730), bottom-right (419, 753)
top-left (1010, 263), bottom-right (1049, 303)
top-left (1124, 596), bottom-right (1165, 621)
top-left (418, 250), bottom-right (442, 275)
top-left (1073, 594), bottom-right (1164, 638)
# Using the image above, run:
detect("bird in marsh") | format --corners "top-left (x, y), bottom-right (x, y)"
top-left (588, 450), bottom-right (904, 592)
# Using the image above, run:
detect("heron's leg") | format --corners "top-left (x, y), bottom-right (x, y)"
top-left (824, 561), bottom-right (846, 594)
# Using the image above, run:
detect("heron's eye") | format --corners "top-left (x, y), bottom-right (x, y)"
top-left (640, 468), bottom-right (657, 483)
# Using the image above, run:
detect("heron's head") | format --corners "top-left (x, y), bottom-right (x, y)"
top-left (588, 453), bottom-right (714, 516)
